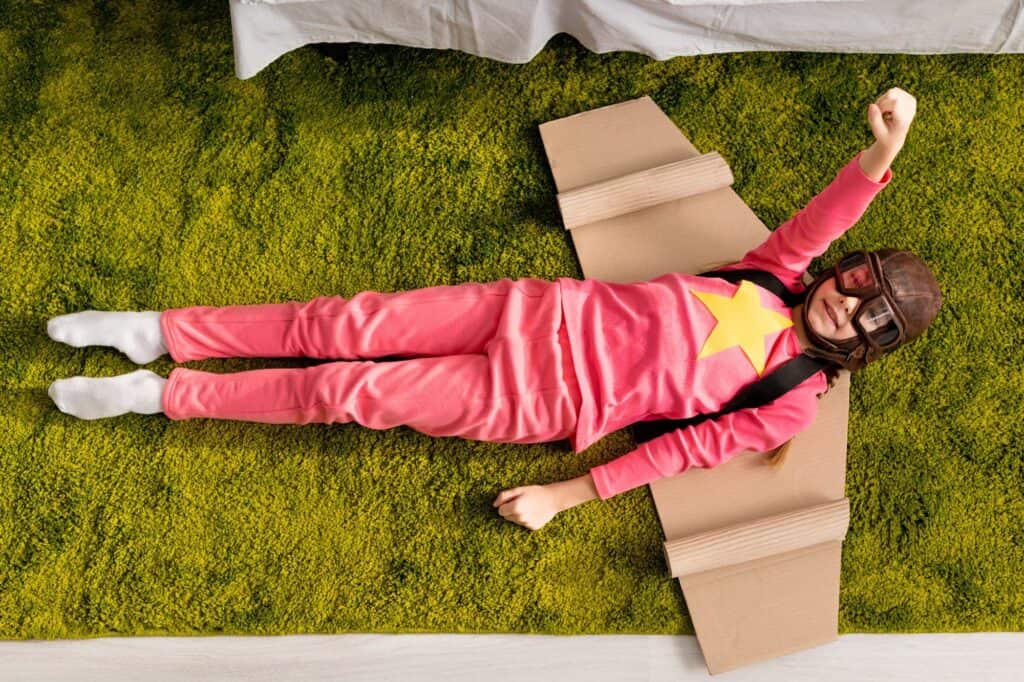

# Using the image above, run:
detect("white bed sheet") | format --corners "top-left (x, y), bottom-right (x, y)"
top-left (228, 0), bottom-right (1024, 79)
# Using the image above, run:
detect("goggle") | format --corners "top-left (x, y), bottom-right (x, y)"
top-left (832, 251), bottom-right (905, 351)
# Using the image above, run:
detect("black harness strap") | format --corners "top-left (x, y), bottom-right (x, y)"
top-left (698, 267), bottom-right (806, 307)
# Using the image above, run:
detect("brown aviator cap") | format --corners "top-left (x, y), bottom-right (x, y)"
top-left (875, 248), bottom-right (943, 344)
top-left (801, 248), bottom-right (943, 371)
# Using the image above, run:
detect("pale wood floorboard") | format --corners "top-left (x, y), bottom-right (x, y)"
top-left (1, 633), bottom-right (1022, 680)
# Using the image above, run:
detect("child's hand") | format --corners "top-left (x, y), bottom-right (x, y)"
top-left (867, 87), bottom-right (916, 152)
top-left (493, 485), bottom-right (561, 531)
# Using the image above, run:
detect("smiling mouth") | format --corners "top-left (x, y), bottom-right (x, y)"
top-left (825, 301), bottom-right (838, 327)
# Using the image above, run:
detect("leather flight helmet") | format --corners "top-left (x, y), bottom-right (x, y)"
top-left (801, 249), bottom-right (942, 371)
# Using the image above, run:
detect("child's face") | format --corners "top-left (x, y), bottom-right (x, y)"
top-left (805, 275), bottom-right (884, 342)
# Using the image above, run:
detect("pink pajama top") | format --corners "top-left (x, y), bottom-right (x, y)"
top-left (556, 151), bottom-right (893, 500)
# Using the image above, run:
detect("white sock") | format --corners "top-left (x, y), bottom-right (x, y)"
top-left (47, 310), bottom-right (168, 364)
top-left (48, 370), bottom-right (167, 420)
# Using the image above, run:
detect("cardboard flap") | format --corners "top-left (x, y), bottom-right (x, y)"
top-left (663, 498), bottom-right (850, 577)
top-left (540, 96), bottom-right (772, 283)
top-left (539, 96), bottom-right (698, 192)
top-left (682, 542), bottom-right (844, 675)
top-left (556, 153), bottom-right (734, 230)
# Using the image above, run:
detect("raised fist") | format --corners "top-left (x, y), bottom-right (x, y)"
top-left (868, 87), bottom-right (916, 151)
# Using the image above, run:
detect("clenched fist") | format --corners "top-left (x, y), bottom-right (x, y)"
top-left (493, 485), bottom-right (561, 531)
top-left (868, 87), bottom-right (916, 152)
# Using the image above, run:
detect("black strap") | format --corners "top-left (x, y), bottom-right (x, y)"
top-left (630, 268), bottom-right (832, 444)
top-left (696, 267), bottom-right (806, 308)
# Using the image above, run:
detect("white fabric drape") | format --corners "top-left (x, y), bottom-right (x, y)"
top-left (228, 0), bottom-right (1024, 79)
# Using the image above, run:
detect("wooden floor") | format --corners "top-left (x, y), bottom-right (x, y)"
top-left (1, 633), bottom-right (1021, 680)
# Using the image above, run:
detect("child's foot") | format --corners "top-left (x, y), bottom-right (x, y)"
top-left (48, 369), bottom-right (167, 420)
top-left (47, 311), bottom-right (168, 364)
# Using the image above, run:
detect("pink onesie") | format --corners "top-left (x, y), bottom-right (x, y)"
top-left (160, 150), bottom-right (890, 501)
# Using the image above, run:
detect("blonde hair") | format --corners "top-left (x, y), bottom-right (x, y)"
top-left (697, 260), bottom-right (840, 469)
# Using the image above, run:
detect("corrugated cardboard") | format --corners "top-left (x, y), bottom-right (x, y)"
top-left (539, 97), bottom-right (851, 675)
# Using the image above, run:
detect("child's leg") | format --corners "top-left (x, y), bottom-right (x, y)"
top-left (161, 324), bottom-right (581, 444)
top-left (160, 277), bottom-right (559, 363)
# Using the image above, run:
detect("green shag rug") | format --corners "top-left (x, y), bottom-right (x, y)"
top-left (1, 0), bottom-right (1022, 639)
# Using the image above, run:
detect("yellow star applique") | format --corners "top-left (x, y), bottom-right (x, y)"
top-left (691, 280), bottom-right (794, 376)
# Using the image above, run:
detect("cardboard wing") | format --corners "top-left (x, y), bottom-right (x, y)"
top-left (539, 97), bottom-right (851, 675)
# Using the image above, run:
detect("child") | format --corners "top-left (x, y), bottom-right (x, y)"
top-left (46, 88), bottom-right (941, 531)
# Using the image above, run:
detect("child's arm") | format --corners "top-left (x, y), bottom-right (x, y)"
top-left (858, 139), bottom-right (901, 183)
top-left (584, 378), bottom-right (820, 502)
top-left (492, 474), bottom-right (600, 531)
top-left (726, 87), bottom-right (915, 289)
top-left (728, 148), bottom-right (894, 291)
top-left (493, 376), bottom-right (821, 529)
top-left (858, 87), bottom-right (916, 181)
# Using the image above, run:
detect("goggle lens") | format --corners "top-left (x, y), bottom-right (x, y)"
top-left (856, 297), bottom-right (901, 347)
top-left (837, 253), bottom-right (879, 296)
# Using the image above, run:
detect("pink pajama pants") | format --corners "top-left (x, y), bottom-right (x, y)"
top-left (159, 277), bottom-right (582, 444)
